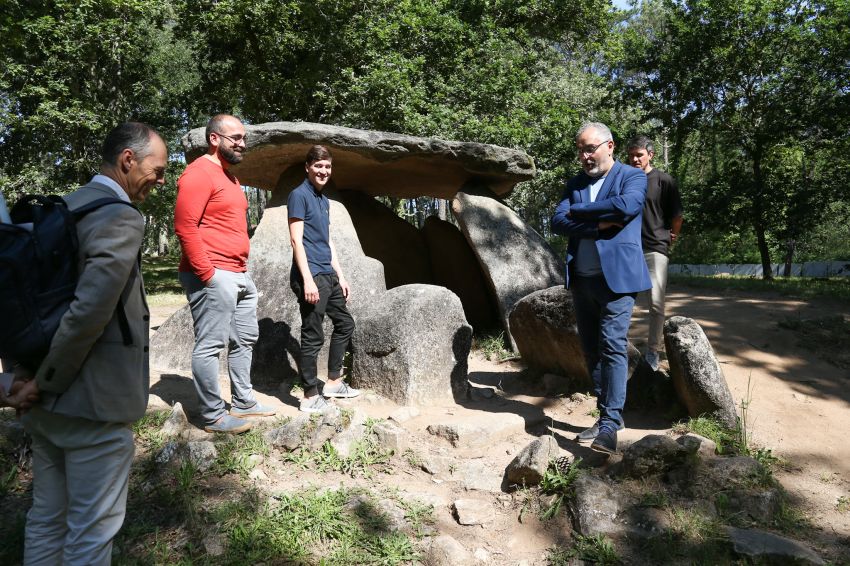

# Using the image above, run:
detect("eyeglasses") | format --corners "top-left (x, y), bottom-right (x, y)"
top-left (577, 140), bottom-right (611, 157)
top-left (215, 132), bottom-right (248, 144)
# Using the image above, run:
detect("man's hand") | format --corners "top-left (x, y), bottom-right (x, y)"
top-left (0, 368), bottom-right (40, 414)
top-left (339, 276), bottom-right (351, 301)
top-left (670, 231), bottom-right (679, 244)
top-left (303, 278), bottom-right (320, 305)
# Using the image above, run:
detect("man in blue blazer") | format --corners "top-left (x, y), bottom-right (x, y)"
top-left (551, 122), bottom-right (651, 454)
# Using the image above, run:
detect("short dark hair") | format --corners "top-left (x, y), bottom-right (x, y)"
top-left (305, 145), bottom-right (332, 164)
top-left (205, 114), bottom-right (242, 144)
top-left (101, 122), bottom-right (159, 166)
top-left (627, 135), bottom-right (655, 154)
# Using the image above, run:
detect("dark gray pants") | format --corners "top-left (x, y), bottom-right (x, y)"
top-left (291, 273), bottom-right (355, 391)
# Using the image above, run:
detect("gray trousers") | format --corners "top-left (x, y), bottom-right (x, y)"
top-left (22, 407), bottom-right (134, 565)
top-left (640, 251), bottom-right (670, 352)
top-left (179, 269), bottom-right (259, 424)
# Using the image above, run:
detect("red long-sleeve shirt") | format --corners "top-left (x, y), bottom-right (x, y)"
top-left (175, 157), bottom-right (249, 282)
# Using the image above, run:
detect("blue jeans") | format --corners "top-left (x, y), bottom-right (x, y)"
top-left (570, 275), bottom-right (636, 431)
top-left (179, 269), bottom-right (259, 424)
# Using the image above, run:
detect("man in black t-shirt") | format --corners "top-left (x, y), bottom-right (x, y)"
top-left (627, 136), bottom-right (684, 371)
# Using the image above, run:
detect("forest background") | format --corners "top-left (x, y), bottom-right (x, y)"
top-left (1, 0), bottom-right (849, 278)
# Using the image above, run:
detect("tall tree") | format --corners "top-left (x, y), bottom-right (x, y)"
top-left (617, 0), bottom-right (850, 277)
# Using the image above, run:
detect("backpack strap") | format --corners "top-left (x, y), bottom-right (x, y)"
top-left (72, 197), bottom-right (140, 347)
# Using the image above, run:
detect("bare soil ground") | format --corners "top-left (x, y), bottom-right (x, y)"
top-left (147, 280), bottom-right (850, 563)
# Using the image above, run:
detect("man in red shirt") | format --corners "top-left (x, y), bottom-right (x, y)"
top-left (174, 114), bottom-right (275, 433)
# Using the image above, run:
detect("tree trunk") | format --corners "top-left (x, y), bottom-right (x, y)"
top-left (783, 240), bottom-right (795, 277)
top-left (752, 151), bottom-right (773, 280)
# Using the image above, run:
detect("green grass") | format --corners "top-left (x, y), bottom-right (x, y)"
top-left (210, 428), bottom-right (270, 477)
top-left (473, 331), bottom-right (513, 361)
top-left (539, 457), bottom-right (583, 520)
top-left (132, 409), bottom-right (171, 451)
top-left (281, 419), bottom-right (394, 478)
top-left (141, 254), bottom-right (184, 295)
top-left (548, 534), bottom-right (620, 565)
top-left (669, 273), bottom-right (850, 303)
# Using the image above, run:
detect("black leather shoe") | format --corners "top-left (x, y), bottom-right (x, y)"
top-left (575, 423), bottom-right (600, 443)
top-left (591, 428), bottom-right (617, 454)
top-left (575, 420), bottom-right (624, 443)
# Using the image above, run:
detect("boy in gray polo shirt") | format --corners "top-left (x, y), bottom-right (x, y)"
top-left (288, 145), bottom-right (359, 412)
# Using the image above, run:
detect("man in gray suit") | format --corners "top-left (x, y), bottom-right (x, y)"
top-left (2, 122), bottom-right (166, 564)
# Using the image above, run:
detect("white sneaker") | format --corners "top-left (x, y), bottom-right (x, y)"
top-left (323, 380), bottom-right (361, 399)
top-left (645, 351), bottom-right (660, 371)
top-left (300, 395), bottom-right (332, 413)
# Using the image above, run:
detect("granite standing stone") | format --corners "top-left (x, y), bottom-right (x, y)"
top-left (664, 316), bottom-right (738, 428)
top-left (453, 192), bottom-right (564, 349)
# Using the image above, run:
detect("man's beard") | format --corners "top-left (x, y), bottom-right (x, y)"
top-left (583, 161), bottom-right (601, 177)
top-left (220, 146), bottom-right (243, 165)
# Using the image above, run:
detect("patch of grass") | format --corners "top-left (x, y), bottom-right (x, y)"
top-left (216, 487), bottom-right (419, 564)
top-left (141, 255), bottom-right (183, 295)
top-left (587, 407), bottom-right (601, 419)
top-left (282, 420), bottom-right (393, 478)
top-left (211, 428), bottom-right (270, 477)
top-left (778, 315), bottom-right (850, 369)
top-left (669, 273), bottom-right (850, 303)
top-left (540, 457), bottom-right (583, 520)
top-left (669, 507), bottom-right (723, 544)
top-left (836, 496), bottom-right (850, 514)
top-left (473, 331), bottom-right (513, 361)
top-left (672, 415), bottom-right (735, 454)
top-left (548, 534), bottom-right (620, 565)
top-left (402, 448), bottom-right (421, 469)
top-left (132, 409), bottom-right (170, 451)
top-left (638, 491), bottom-right (669, 509)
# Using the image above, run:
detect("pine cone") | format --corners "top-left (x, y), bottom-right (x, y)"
top-left (552, 455), bottom-right (572, 474)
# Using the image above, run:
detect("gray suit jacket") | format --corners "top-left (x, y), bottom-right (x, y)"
top-left (34, 181), bottom-right (150, 423)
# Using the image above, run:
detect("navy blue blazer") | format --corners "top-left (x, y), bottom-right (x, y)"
top-left (551, 161), bottom-right (652, 294)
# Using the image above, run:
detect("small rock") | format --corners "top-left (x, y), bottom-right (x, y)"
top-left (389, 406), bottom-right (420, 423)
top-left (719, 488), bottom-right (783, 523)
top-left (248, 468), bottom-right (268, 482)
top-left (453, 498), bottom-right (495, 526)
top-left (329, 411), bottom-right (367, 458)
top-left (676, 433), bottom-right (717, 460)
top-left (202, 534), bottom-right (225, 557)
top-left (571, 475), bottom-right (623, 536)
top-left (570, 392), bottom-right (589, 403)
top-left (505, 435), bottom-right (561, 486)
top-left (372, 419), bottom-right (408, 453)
top-left (160, 402), bottom-right (189, 437)
top-left (704, 456), bottom-right (764, 484)
top-left (421, 454), bottom-right (455, 476)
top-left (247, 454), bottom-right (264, 468)
top-left (468, 386), bottom-right (495, 401)
top-left (426, 413), bottom-right (527, 448)
top-left (424, 535), bottom-right (473, 566)
top-left (185, 440), bottom-right (218, 472)
top-left (473, 547), bottom-right (490, 561)
top-left (725, 526), bottom-right (824, 565)
top-left (459, 460), bottom-right (503, 492)
top-left (621, 434), bottom-right (690, 478)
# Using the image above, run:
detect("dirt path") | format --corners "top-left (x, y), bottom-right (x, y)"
top-left (148, 281), bottom-right (850, 559)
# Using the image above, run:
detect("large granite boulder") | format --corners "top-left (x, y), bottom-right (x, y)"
top-left (422, 216), bottom-right (499, 332)
top-left (338, 190), bottom-right (433, 289)
top-left (351, 284), bottom-right (472, 404)
top-left (180, 122), bottom-right (536, 199)
top-left (151, 202), bottom-right (386, 383)
top-left (664, 316), bottom-right (738, 428)
top-left (508, 286), bottom-right (644, 390)
top-left (452, 192), bottom-right (564, 349)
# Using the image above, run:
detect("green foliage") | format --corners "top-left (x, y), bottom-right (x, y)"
top-left (131, 409), bottom-right (171, 451)
top-left (211, 429), bottom-right (270, 477)
top-left (548, 534), bottom-right (620, 565)
top-left (474, 331), bottom-right (513, 361)
top-left (616, 0), bottom-right (850, 275)
top-left (281, 419), bottom-right (394, 478)
top-left (539, 457), bottom-right (583, 520)
top-left (837, 496), bottom-right (850, 514)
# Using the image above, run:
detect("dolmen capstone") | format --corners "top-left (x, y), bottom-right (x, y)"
top-left (664, 316), bottom-right (738, 428)
top-left (151, 121), bottom-right (563, 405)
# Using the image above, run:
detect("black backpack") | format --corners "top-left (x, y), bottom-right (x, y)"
top-left (0, 194), bottom-right (137, 371)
